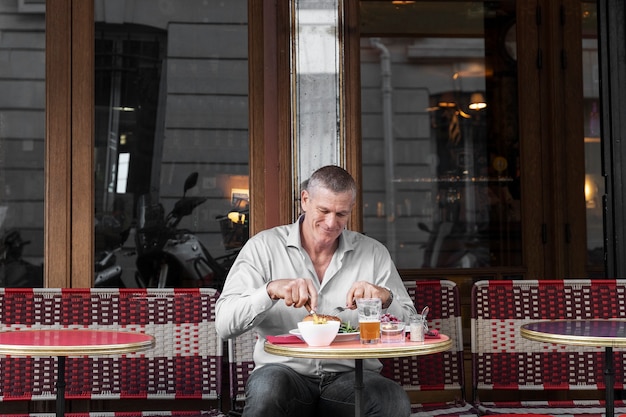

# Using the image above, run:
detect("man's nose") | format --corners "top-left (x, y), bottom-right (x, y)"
top-left (325, 214), bottom-right (338, 228)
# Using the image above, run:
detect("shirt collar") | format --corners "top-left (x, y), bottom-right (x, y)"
top-left (286, 215), bottom-right (354, 257)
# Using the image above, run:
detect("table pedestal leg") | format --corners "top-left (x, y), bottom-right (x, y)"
top-left (56, 356), bottom-right (66, 417)
top-left (355, 359), bottom-right (363, 417)
top-left (605, 347), bottom-right (614, 417)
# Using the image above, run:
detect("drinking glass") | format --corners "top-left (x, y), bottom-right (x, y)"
top-left (356, 298), bottom-right (382, 344)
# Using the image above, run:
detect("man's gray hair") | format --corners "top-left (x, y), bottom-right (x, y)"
top-left (304, 165), bottom-right (357, 198)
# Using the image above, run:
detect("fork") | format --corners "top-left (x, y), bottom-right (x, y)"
top-left (330, 305), bottom-right (351, 315)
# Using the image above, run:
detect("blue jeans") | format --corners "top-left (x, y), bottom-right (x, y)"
top-left (242, 363), bottom-right (411, 417)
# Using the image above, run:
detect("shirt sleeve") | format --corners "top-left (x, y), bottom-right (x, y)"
top-left (215, 237), bottom-right (276, 339)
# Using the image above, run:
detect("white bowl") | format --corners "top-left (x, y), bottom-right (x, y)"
top-left (297, 320), bottom-right (340, 347)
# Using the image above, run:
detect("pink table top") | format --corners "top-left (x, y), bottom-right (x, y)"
top-left (265, 334), bottom-right (451, 359)
top-left (521, 319), bottom-right (626, 348)
top-left (0, 329), bottom-right (155, 356)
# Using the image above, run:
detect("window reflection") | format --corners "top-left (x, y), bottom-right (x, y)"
top-left (581, 1), bottom-right (603, 272)
top-left (0, 2), bottom-right (45, 287)
top-left (94, 1), bottom-right (249, 289)
top-left (360, 1), bottom-right (520, 269)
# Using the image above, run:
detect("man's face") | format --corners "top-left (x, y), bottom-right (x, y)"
top-left (301, 186), bottom-right (355, 247)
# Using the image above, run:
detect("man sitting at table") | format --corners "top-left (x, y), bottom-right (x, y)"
top-left (216, 165), bottom-right (416, 417)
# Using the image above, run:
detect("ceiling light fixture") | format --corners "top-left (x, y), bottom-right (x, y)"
top-left (469, 92), bottom-right (487, 110)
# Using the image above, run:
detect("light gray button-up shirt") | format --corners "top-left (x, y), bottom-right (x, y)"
top-left (215, 216), bottom-right (417, 377)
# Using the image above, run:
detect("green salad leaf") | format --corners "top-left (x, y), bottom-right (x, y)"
top-left (339, 321), bottom-right (358, 333)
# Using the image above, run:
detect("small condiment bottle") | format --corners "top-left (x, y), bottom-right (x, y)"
top-left (410, 315), bottom-right (425, 342)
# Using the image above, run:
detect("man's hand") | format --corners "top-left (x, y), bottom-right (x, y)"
top-left (345, 282), bottom-right (390, 310)
top-left (266, 278), bottom-right (318, 310)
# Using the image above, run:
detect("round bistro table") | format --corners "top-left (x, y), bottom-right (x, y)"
top-left (0, 329), bottom-right (155, 417)
top-left (265, 334), bottom-right (451, 417)
top-left (521, 320), bottom-right (626, 417)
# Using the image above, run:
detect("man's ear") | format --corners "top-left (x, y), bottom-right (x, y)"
top-left (300, 189), bottom-right (309, 211)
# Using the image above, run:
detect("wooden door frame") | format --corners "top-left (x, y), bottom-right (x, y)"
top-left (344, 0), bottom-right (363, 232)
top-left (46, 0), bottom-right (291, 288)
top-left (46, 0), bottom-right (95, 288)
top-left (525, 0), bottom-right (587, 278)
top-left (342, 1), bottom-right (589, 279)
top-left (46, 0), bottom-right (76, 287)
top-left (517, 1), bottom-right (544, 278)
top-left (250, 0), bottom-right (293, 234)
top-left (71, 0), bottom-right (95, 288)
top-left (599, 0), bottom-right (626, 278)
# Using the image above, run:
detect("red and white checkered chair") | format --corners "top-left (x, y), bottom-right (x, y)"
top-left (0, 288), bottom-right (225, 416)
top-left (380, 280), bottom-right (478, 417)
top-left (227, 330), bottom-right (258, 415)
top-left (471, 279), bottom-right (626, 416)
top-left (1, 413), bottom-right (224, 417)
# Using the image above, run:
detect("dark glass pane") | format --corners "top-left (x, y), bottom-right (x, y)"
top-left (94, 2), bottom-right (248, 289)
top-left (360, 1), bottom-right (519, 269)
top-left (0, 2), bottom-right (45, 287)
top-left (581, 1), bottom-right (603, 274)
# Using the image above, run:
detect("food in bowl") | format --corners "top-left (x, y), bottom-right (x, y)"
top-left (302, 313), bottom-right (341, 324)
top-left (297, 320), bottom-right (340, 346)
top-left (380, 312), bottom-right (401, 323)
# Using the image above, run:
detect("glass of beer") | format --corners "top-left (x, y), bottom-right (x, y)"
top-left (356, 298), bottom-right (382, 344)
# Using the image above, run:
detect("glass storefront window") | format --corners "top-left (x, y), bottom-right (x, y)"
top-left (94, 1), bottom-right (248, 289)
top-left (581, 1), bottom-right (604, 274)
top-left (360, 1), bottom-right (519, 269)
top-left (0, 2), bottom-right (45, 287)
